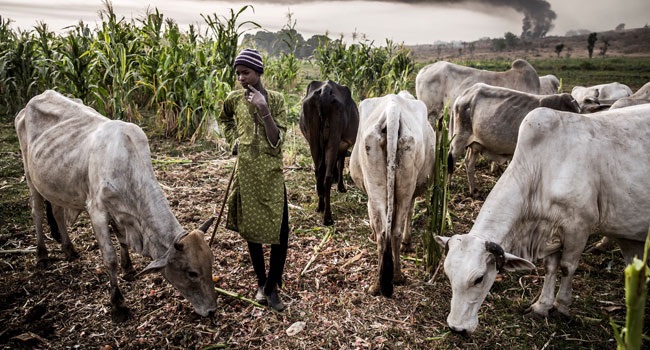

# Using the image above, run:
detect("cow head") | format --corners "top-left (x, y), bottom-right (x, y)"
top-left (138, 220), bottom-right (217, 317)
top-left (435, 235), bottom-right (535, 334)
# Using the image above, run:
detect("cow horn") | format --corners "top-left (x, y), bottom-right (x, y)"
top-left (485, 241), bottom-right (505, 273)
top-left (198, 217), bottom-right (215, 233)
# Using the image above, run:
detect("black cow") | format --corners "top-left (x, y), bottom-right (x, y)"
top-left (300, 80), bottom-right (359, 226)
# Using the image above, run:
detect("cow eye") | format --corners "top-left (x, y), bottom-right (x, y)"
top-left (187, 271), bottom-right (199, 279)
top-left (473, 276), bottom-right (484, 286)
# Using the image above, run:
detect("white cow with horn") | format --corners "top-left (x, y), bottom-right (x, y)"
top-left (437, 104), bottom-right (650, 334)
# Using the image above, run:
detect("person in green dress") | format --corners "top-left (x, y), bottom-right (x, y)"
top-left (218, 48), bottom-right (289, 311)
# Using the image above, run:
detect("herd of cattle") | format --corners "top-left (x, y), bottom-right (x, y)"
top-left (14, 58), bottom-right (650, 334)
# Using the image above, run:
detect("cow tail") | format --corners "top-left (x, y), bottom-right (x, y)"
top-left (45, 200), bottom-right (62, 243)
top-left (380, 101), bottom-right (400, 297)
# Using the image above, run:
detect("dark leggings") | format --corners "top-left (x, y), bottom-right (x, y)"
top-left (247, 188), bottom-right (289, 294)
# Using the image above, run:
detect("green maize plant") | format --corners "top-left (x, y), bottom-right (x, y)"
top-left (87, 1), bottom-right (140, 121)
top-left (53, 21), bottom-right (94, 102)
top-left (0, 15), bottom-right (19, 116)
top-left (314, 38), bottom-right (414, 102)
top-left (263, 12), bottom-right (302, 94)
top-left (201, 5), bottom-right (260, 88)
top-left (611, 228), bottom-right (650, 350)
top-left (424, 105), bottom-right (451, 275)
top-left (0, 27), bottom-right (42, 116)
top-left (32, 22), bottom-right (60, 93)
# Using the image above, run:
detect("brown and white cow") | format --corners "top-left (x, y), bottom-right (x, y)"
top-left (415, 59), bottom-right (541, 125)
top-left (436, 104), bottom-right (650, 334)
top-left (448, 83), bottom-right (581, 197)
top-left (350, 91), bottom-right (435, 297)
top-left (15, 90), bottom-right (217, 322)
top-left (571, 82), bottom-right (633, 112)
top-left (300, 80), bottom-right (359, 226)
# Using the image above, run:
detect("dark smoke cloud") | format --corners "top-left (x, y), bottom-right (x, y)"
top-left (248, 0), bottom-right (556, 38)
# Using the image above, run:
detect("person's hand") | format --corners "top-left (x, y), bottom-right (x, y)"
top-left (246, 85), bottom-right (268, 111)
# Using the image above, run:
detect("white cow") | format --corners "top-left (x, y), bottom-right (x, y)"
top-left (415, 59), bottom-right (541, 124)
top-left (15, 90), bottom-right (217, 322)
top-left (539, 74), bottom-right (561, 94)
top-left (448, 83), bottom-right (581, 197)
top-left (350, 91), bottom-right (436, 297)
top-left (571, 82), bottom-right (633, 112)
top-left (436, 104), bottom-right (650, 334)
top-left (609, 81), bottom-right (650, 109)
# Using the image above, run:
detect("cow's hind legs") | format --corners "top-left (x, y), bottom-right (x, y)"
top-left (336, 156), bottom-right (347, 193)
top-left (48, 203), bottom-right (80, 261)
top-left (119, 243), bottom-right (137, 281)
top-left (111, 222), bottom-right (137, 281)
top-left (392, 231), bottom-right (405, 285)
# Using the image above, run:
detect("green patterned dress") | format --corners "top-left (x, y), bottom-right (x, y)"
top-left (218, 89), bottom-right (287, 244)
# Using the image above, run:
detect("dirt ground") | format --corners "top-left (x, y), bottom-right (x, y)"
top-left (1, 115), bottom-right (646, 349)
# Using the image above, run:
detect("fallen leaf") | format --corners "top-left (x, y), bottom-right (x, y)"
top-left (286, 321), bottom-right (306, 336)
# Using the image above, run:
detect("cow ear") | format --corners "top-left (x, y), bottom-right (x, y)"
top-left (435, 236), bottom-right (451, 254)
top-left (136, 257), bottom-right (168, 277)
top-left (502, 252), bottom-right (536, 272)
top-left (435, 236), bottom-right (450, 248)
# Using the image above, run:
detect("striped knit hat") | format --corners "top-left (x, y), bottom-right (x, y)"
top-left (233, 48), bottom-right (264, 74)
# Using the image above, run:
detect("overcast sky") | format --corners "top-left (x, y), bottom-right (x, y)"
top-left (1, 0), bottom-right (648, 45)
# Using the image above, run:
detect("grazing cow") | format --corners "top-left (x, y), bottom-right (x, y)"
top-left (571, 82), bottom-right (633, 112)
top-left (436, 104), bottom-right (650, 334)
top-left (539, 74), bottom-right (560, 94)
top-left (609, 81), bottom-right (650, 109)
top-left (350, 91), bottom-right (435, 297)
top-left (448, 83), bottom-right (580, 197)
top-left (15, 90), bottom-right (217, 322)
top-left (300, 80), bottom-right (359, 226)
top-left (415, 59), bottom-right (540, 124)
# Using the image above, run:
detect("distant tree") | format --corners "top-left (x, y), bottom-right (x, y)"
top-left (587, 32), bottom-right (597, 58)
top-left (615, 23), bottom-right (625, 31)
top-left (468, 42), bottom-right (475, 56)
top-left (555, 43), bottom-right (564, 58)
top-left (504, 32), bottom-right (519, 49)
top-left (492, 38), bottom-right (506, 52)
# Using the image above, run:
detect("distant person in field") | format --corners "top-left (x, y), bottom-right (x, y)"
top-left (218, 48), bottom-right (290, 311)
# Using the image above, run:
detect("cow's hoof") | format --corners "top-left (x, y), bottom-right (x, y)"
top-left (323, 217), bottom-right (334, 226)
top-left (368, 283), bottom-right (381, 296)
top-left (400, 241), bottom-right (412, 252)
top-left (122, 270), bottom-right (137, 282)
top-left (337, 186), bottom-right (347, 193)
top-left (64, 249), bottom-right (80, 261)
top-left (525, 303), bottom-right (551, 318)
top-left (111, 305), bottom-right (131, 323)
top-left (36, 258), bottom-right (53, 269)
top-left (394, 274), bottom-right (406, 285)
top-left (552, 302), bottom-right (571, 316)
